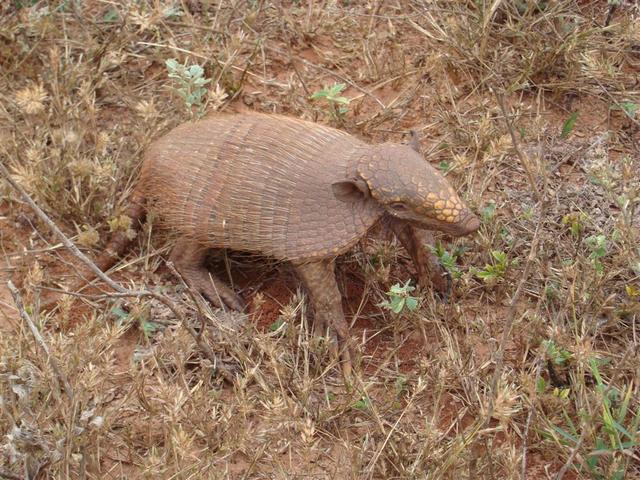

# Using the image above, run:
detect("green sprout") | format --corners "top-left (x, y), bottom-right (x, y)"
top-left (475, 250), bottom-right (509, 283)
top-left (379, 280), bottom-right (420, 314)
top-left (165, 58), bottom-right (211, 115)
top-left (310, 83), bottom-right (350, 122)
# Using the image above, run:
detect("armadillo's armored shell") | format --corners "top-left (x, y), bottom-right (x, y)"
top-left (139, 113), bottom-right (383, 261)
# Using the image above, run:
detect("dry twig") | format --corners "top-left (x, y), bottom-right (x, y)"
top-left (0, 160), bottom-right (234, 383)
top-left (7, 280), bottom-right (74, 400)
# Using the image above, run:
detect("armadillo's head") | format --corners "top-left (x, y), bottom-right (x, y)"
top-left (332, 143), bottom-right (480, 236)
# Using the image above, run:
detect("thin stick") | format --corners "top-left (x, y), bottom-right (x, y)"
top-left (7, 280), bottom-right (74, 400)
top-left (484, 89), bottom-right (546, 425)
top-left (0, 162), bottom-right (140, 297)
top-left (494, 91), bottom-right (542, 201)
top-left (554, 430), bottom-right (587, 480)
top-left (0, 161), bottom-right (234, 383)
top-left (521, 359), bottom-right (543, 480)
top-left (484, 211), bottom-right (544, 425)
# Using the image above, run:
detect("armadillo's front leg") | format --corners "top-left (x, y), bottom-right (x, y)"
top-left (293, 259), bottom-right (353, 378)
top-left (387, 219), bottom-right (451, 297)
top-left (170, 239), bottom-right (245, 311)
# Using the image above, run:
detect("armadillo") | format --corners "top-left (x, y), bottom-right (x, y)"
top-left (67, 113), bottom-right (480, 375)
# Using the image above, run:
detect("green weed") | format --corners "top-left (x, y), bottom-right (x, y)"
top-left (474, 251), bottom-right (510, 284)
top-left (165, 59), bottom-right (211, 116)
top-left (431, 242), bottom-right (463, 279)
top-left (585, 234), bottom-right (608, 274)
top-left (546, 359), bottom-right (640, 479)
top-left (379, 280), bottom-right (420, 314)
top-left (310, 83), bottom-right (350, 122)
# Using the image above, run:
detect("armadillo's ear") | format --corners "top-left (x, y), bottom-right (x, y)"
top-left (408, 130), bottom-right (420, 153)
top-left (331, 178), bottom-right (371, 203)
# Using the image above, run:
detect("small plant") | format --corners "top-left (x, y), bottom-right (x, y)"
top-left (474, 250), bottom-right (509, 284)
top-left (611, 101), bottom-right (638, 120)
top-left (310, 83), bottom-right (350, 122)
top-left (379, 280), bottom-right (420, 314)
top-left (431, 242), bottom-right (463, 279)
top-left (560, 111), bottom-right (579, 139)
top-left (543, 339), bottom-right (573, 365)
top-left (269, 318), bottom-right (285, 332)
top-left (352, 396), bottom-right (372, 410)
top-left (437, 160), bottom-right (451, 172)
top-left (165, 58), bottom-right (211, 115)
top-left (562, 212), bottom-right (587, 238)
top-left (585, 234), bottom-right (608, 273)
top-left (547, 358), bottom-right (640, 479)
top-left (481, 201), bottom-right (497, 222)
top-left (110, 304), bottom-right (161, 339)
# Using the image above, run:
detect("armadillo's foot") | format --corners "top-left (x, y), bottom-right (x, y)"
top-left (388, 219), bottom-right (452, 299)
top-left (170, 240), bottom-right (245, 311)
top-left (418, 258), bottom-right (451, 302)
top-left (294, 259), bottom-right (354, 379)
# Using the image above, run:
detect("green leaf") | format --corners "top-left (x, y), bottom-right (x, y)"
top-left (476, 269), bottom-right (496, 281)
top-left (550, 425), bottom-right (579, 445)
top-left (269, 318), bottom-right (285, 332)
top-left (111, 306), bottom-right (129, 321)
top-left (609, 417), bottom-right (636, 442)
top-left (188, 65), bottom-right (204, 77)
top-left (405, 297), bottom-right (419, 311)
top-left (491, 250), bottom-right (507, 264)
top-left (560, 111), bottom-right (579, 139)
top-left (193, 78), bottom-right (210, 87)
top-left (328, 83), bottom-right (346, 97)
top-left (391, 297), bottom-right (405, 314)
top-left (165, 58), bottom-right (179, 71)
top-left (619, 102), bottom-right (638, 119)
top-left (103, 8), bottom-right (119, 22)
top-left (536, 376), bottom-right (546, 394)
top-left (310, 90), bottom-right (328, 100)
top-left (353, 397), bottom-right (371, 410)
top-left (141, 320), bottom-right (161, 337)
top-left (481, 202), bottom-right (496, 221)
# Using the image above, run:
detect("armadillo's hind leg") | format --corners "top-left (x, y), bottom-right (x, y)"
top-left (169, 239), bottom-right (245, 311)
top-left (293, 259), bottom-right (353, 379)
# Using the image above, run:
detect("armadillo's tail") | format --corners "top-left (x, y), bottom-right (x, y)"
top-left (92, 190), bottom-right (147, 274)
top-left (43, 190), bottom-right (147, 311)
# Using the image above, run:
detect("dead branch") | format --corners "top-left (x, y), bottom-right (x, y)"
top-left (7, 280), bottom-right (74, 400)
top-left (0, 161), bottom-right (234, 383)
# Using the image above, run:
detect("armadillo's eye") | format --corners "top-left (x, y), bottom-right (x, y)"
top-left (389, 202), bottom-right (408, 212)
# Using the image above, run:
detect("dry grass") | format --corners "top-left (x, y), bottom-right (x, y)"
top-left (1, 1), bottom-right (639, 478)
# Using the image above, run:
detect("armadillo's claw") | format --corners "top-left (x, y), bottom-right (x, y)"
top-left (170, 240), bottom-right (246, 312)
top-left (327, 333), bottom-right (354, 381)
top-left (340, 347), bottom-right (353, 380)
top-left (437, 270), bottom-right (453, 304)
top-left (293, 259), bottom-right (355, 381)
top-left (218, 290), bottom-right (246, 312)
top-left (178, 270), bottom-right (245, 312)
top-left (418, 263), bottom-right (452, 301)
